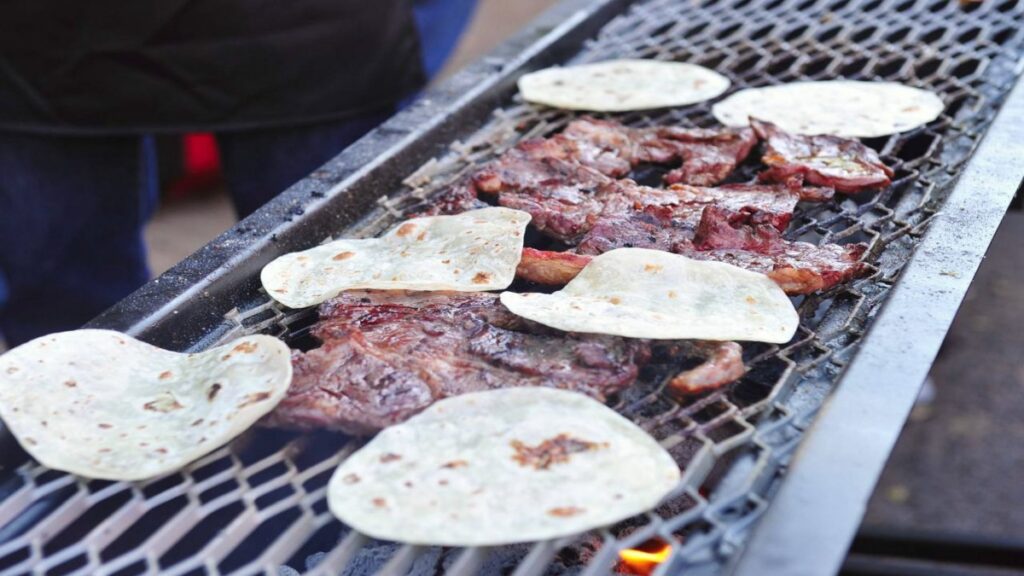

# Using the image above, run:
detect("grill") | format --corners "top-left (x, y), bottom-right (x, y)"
top-left (2, 0), bottom-right (1023, 574)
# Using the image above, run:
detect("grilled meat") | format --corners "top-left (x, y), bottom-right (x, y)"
top-left (560, 117), bottom-right (758, 186)
top-left (690, 205), bottom-right (868, 293)
top-left (420, 118), bottom-right (758, 236)
top-left (752, 119), bottom-right (894, 194)
top-left (574, 179), bottom-right (832, 254)
top-left (658, 126), bottom-right (760, 186)
top-left (668, 341), bottom-right (746, 396)
top-left (516, 203), bottom-right (867, 295)
top-left (514, 250), bottom-right (589, 285)
top-left (517, 247), bottom-right (593, 286)
top-left (267, 291), bottom-right (745, 434)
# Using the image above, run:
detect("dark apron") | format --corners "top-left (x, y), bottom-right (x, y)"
top-left (0, 0), bottom-right (425, 134)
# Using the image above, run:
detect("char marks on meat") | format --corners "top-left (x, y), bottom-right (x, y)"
top-left (271, 291), bottom-right (647, 434)
top-left (752, 119), bottom-right (894, 194)
top-left (690, 205), bottom-right (868, 293)
top-left (517, 200), bottom-right (867, 295)
top-left (269, 291), bottom-right (746, 434)
top-left (420, 118), bottom-right (758, 240)
top-left (560, 117), bottom-right (758, 186)
top-left (575, 179), bottom-right (833, 255)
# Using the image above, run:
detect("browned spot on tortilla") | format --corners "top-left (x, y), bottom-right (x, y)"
top-left (233, 342), bottom-right (257, 354)
top-left (668, 290), bottom-right (678, 299)
top-left (139, 442), bottom-right (149, 447)
top-left (237, 392), bottom-right (271, 408)
top-left (472, 271), bottom-right (491, 284)
top-left (404, 481), bottom-right (414, 488)
top-left (5, 366), bottom-right (18, 374)
top-left (379, 453), bottom-right (402, 463)
top-left (99, 448), bottom-right (112, 453)
top-left (207, 383), bottom-right (222, 401)
top-left (745, 295), bottom-right (757, 304)
top-left (372, 497), bottom-right (387, 508)
top-left (343, 473), bottom-right (361, 484)
top-left (63, 380), bottom-right (77, 388)
top-left (41, 421), bottom-right (47, 427)
top-left (24, 437), bottom-right (37, 446)
top-left (98, 423), bottom-right (113, 429)
top-left (274, 288), bottom-right (288, 294)
top-left (548, 506), bottom-right (585, 517)
top-left (441, 259), bottom-right (451, 264)
top-left (416, 231), bottom-right (427, 241)
top-left (644, 263), bottom-right (664, 273)
top-left (191, 418), bottom-right (204, 427)
top-left (158, 371), bottom-right (173, 380)
top-left (609, 296), bottom-right (622, 305)
top-left (155, 448), bottom-right (168, 454)
top-left (333, 251), bottom-right (356, 261)
top-left (441, 460), bottom-right (468, 469)
top-left (396, 223), bottom-right (417, 237)
top-left (143, 397), bottom-right (184, 413)
top-left (438, 479), bottom-right (449, 486)
top-left (510, 434), bottom-right (609, 470)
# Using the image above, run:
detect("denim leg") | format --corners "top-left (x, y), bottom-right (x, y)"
top-left (0, 133), bottom-right (157, 345)
top-left (217, 112), bottom-right (391, 219)
top-left (413, 0), bottom-right (479, 78)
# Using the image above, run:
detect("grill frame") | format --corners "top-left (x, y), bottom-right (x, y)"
top-left (0, 0), bottom-right (1022, 574)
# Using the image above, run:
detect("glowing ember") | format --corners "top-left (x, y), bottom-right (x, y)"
top-left (617, 540), bottom-right (672, 575)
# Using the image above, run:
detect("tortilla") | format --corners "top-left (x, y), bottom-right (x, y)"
top-left (261, 207), bottom-right (532, 309)
top-left (0, 330), bottom-right (292, 481)
top-left (712, 81), bottom-right (944, 137)
top-left (518, 59), bottom-right (730, 112)
top-left (327, 387), bottom-right (679, 546)
top-left (500, 248), bottom-right (798, 343)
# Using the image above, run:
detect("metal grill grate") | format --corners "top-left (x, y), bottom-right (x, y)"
top-left (1, 0), bottom-right (1023, 574)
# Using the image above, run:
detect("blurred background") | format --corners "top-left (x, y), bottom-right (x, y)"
top-left (144, 0), bottom-right (559, 274)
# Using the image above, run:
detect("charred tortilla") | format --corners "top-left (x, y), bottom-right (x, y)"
top-left (327, 388), bottom-right (679, 545)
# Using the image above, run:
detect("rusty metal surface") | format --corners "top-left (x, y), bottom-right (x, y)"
top-left (0, 0), bottom-right (1022, 574)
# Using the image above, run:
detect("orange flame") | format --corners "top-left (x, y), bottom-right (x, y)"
top-left (617, 541), bottom-right (672, 575)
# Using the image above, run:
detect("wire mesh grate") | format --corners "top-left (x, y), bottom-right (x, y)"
top-left (1, 0), bottom-right (1023, 573)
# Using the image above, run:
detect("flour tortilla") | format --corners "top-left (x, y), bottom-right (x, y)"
top-left (261, 207), bottom-right (532, 309)
top-left (0, 330), bottom-right (292, 481)
top-left (327, 388), bottom-right (679, 546)
top-left (518, 59), bottom-right (730, 112)
top-left (712, 81), bottom-right (944, 137)
top-left (500, 248), bottom-right (798, 343)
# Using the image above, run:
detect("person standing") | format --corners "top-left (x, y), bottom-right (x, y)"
top-left (0, 0), bottom-right (477, 346)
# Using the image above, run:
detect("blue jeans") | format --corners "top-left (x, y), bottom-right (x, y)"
top-left (0, 114), bottom-right (388, 345)
top-left (0, 0), bottom-right (476, 346)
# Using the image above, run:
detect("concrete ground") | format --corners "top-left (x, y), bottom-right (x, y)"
top-left (863, 210), bottom-right (1024, 537)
